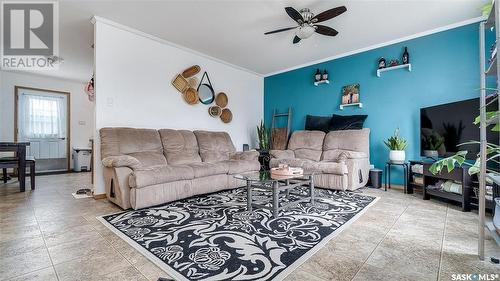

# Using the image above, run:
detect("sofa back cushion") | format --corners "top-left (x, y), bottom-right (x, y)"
top-left (159, 129), bottom-right (202, 165)
top-left (329, 114), bottom-right (367, 131)
top-left (194, 130), bottom-right (236, 162)
top-left (322, 128), bottom-right (370, 160)
top-left (100, 127), bottom-right (167, 167)
top-left (288, 130), bottom-right (326, 161)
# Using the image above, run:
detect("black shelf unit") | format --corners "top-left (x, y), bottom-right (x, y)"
top-left (408, 160), bottom-right (424, 194)
top-left (408, 160), bottom-right (472, 212)
top-left (470, 181), bottom-right (497, 212)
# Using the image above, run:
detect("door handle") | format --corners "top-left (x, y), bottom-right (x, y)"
top-left (59, 138), bottom-right (66, 140)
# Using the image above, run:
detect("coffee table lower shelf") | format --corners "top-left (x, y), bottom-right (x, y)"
top-left (243, 174), bottom-right (315, 217)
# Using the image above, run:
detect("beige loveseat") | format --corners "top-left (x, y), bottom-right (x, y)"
top-left (270, 129), bottom-right (370, 191)
top-left (100, 128), bottom-right (260, 209)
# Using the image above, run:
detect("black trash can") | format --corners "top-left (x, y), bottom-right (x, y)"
top-left (369, 169), bottom-right (383, 189)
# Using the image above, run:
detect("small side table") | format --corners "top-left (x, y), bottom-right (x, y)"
top-left (384, 161), bottom-right (409, 193)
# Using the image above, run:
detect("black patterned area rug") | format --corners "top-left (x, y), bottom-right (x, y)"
top-left (99, 187), bottom-right (378, 281)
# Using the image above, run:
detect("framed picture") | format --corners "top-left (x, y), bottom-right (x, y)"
top-left (341, 83), bottom-right (360, 105)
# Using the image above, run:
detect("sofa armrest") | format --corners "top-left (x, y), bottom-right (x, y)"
top-left (270, 150), bottom-right (295, 159)
top-left (103, 166), bottom-right (133, 209)
top-left (344, 157), bottom-right (370, 190)
top-left (102, 155), bottom-right (142, 169)
top-left (230, 151), bottom-right (259, 161)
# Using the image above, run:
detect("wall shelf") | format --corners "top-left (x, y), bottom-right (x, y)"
top-left (339, 102), bottom-right (362, 110)
top-left (314, 80), bottom-right (330, 86)
top-left (376, 63), bottom-right (412, 77)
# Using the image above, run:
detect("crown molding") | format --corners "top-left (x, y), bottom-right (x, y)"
top-left (264, 16), bottom-right (486, 77)
top-left (90, 16), bottom-right (263, 77)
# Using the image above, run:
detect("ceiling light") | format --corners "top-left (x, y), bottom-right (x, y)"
top-left (296, 24), bottom-right (315, 39)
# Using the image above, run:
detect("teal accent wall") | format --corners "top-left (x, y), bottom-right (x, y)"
top-left (264, 23), bottom-right (494, 184)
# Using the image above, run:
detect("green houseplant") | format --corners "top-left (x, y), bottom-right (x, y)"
top-left (421, 131), bottom-right (444, 158)
top-left (384, 128), bottom-right (408, 163)
top-left (256, 120), bottom-right (271, 151)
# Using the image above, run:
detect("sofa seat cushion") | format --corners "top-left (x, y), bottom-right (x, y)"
top-left (322, 149), bottom-right (368, 162)
top-left (187, 162), bottom-right (229, 178)
top-left (220, 160), bottom-right (260, 174)
top-left (314, 161), bottom-right (348, 174)
top-left (129, 165), bottom-right (194, 188)
top-left (229, 151), bottom-right (259, 161)
top-left (270, 158), bottom-right (315, 168)
top-left (269, 150), bottom-right (295, 160)
top-left (270, 158), bottom-right (347, 175)
top-left (127, 151), bottom-right (167, 167)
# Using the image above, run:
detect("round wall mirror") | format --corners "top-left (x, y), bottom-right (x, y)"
top-left (198, 83), bottom-right (215, 104)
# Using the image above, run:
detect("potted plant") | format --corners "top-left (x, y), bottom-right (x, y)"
top-left (256, 120), bottom-right (271, 152)
top-left (421, 130), bottom-right (444, 159)
top-left (384, 128), bottom-right (408, 163)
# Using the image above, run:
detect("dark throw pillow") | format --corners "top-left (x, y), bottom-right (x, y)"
top-left (305, 115), bottom-right (332, 132)
top-left (329, 114), bottom-right (367, 130)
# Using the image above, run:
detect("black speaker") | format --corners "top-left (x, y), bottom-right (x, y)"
top-left (243, 144), bottom-right (249, 151)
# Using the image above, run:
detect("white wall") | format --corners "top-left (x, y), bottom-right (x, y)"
top-left (0, 71), bottom-right (95, 168)
top-left (93, 19), bottom-right (264, 195)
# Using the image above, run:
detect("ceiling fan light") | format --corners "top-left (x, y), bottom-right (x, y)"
top-left (296, 24), bottom-right (315, 39)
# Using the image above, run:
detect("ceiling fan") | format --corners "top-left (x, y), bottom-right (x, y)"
top-left (265, 6), bottom-right (347, 44)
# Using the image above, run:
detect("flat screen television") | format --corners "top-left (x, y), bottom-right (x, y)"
top-left (420, 98), bottom-right (498, 160)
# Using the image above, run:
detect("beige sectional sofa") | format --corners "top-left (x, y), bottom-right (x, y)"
top-left (100, 127), bottom-right (260, 210)
top-left (270, 129), bottom-right (370, 191)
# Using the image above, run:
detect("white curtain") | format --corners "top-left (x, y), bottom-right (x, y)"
top-left (19, 93), bottom-right (65, 139)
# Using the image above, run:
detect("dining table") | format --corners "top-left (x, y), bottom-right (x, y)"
top-left (0, 142), bottom-right (30, 192)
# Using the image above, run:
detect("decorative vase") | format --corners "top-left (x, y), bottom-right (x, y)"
top-left (402, 46), bottom-right (409, 64)
top-left (314, 69), bottom-right (322, 82)
top-left (389, 150), bottom-right (405, 163)
top-left (494, 198), bottom-right (500, 230)
top-left (322, 70), bottom-right (328, 81)
top-left (378, 57), bottom-right (386, 69)
top-left (423, 150), bottom-right (439, 158)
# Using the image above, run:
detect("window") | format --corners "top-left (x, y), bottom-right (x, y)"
top-left (19, 93), bottom-right (65, 139)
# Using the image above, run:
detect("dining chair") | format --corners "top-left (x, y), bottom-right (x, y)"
top-left (0, 156), bottom-right (36, 190)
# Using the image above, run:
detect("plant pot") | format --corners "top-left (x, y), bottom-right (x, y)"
top-left (257, 149), bottom-right (269, 154)
top-left (389, 150), bottom-right (406, 163)
top-left (423, 150), bottom-right (438, 158)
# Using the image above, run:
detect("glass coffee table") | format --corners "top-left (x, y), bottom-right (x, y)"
top-left (234, 170), bottom-right (316, 217)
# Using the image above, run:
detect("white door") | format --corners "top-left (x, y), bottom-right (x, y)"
top-left (16, 88), bottom-right (69, 172)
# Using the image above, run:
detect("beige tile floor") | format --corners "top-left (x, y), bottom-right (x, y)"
top-left (1, 173), bottom-right (499, 281)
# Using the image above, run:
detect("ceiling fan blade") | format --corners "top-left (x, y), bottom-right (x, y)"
top-left (293, 35), bottom-right (301, 44)
top-left (285, 7), bottom-right (304, 24)
top-left (264, 27), bottom-right (297, 35)
top-left (315, 25), bottom-right (339, 36)
top-left (311, 6), bottom-right (347, 23)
